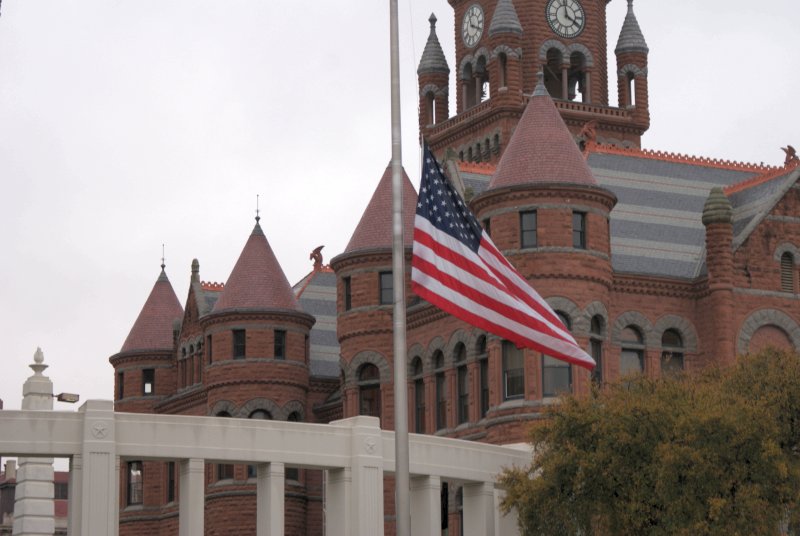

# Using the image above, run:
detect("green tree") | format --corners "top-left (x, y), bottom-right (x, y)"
top-left (500, 349), bottom-right (800, 536)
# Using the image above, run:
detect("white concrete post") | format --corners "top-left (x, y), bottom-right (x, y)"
top-left (326, 416), bottom-right (384, 536)
top-left (13, 348), bottom-right (55, 536)
top-left (256, 462), bottom-right (284, 536)
top-left (66, 455), bottom-right (83, 536)
top-left (462, 481), bottom-right (495, 536)
top-left (494, 488), bottom-right (520, 536)
top-left (410, 475), bottom-right (441, 535)
top-left (178, 458), bottom-right (204, 536)
top-left (77, 400), bottom-right (118, 536)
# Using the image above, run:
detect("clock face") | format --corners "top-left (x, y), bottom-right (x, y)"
top-left (461, 4), bottom-right (484, 48)
top-left (546, 0), bottom-right (585, 39)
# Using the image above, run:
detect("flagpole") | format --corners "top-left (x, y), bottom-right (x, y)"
top-left (389, 0), bottom-right (410, 535)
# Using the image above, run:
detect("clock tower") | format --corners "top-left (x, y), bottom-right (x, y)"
top-left (418, 0), bottom-right (650, 162)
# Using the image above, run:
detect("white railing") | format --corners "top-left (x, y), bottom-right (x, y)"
top-left (0, 400), bottom-right (528, 536)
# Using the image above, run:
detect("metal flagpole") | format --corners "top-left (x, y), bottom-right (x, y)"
top-left (389, 1), bottom-right (410, 535)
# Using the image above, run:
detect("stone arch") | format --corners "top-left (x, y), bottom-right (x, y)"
top-left (737, 309), bottom-right (800, 355)
top-left (459, 55), bottom-right (476, 79)
top-left (618, 64), bottom-right (648, 78)
top-left (546, 296), bottom-right (586, 336)
top-left (612, 311), bottom-right (655, 347)
top-left (426, 336), bottom-right (448, 368)
top-left (491, 44), bottom-right (521, 61)
top-left (239, 398), bottom-right (282, 419)
top-left (584, 302), bottom-right (609, 337)
top-left (538, 39), bottom-right (568, 62)
top-left (345, 351), bottom-right (391, 385)
top-left (445, 330), bottom-right (471, 362)
top-left (566, 43), bottom-right (594, 67)
top-left (407, 343), bottom-right (428, 375)
top-left (774, 242), bottom-right (800, 264)
top-left (209, 399), bottom-right (237, 417)
top-left (653, 315), bottom-right (699, 353)
top-left (420, 83), bottom-right (448, 99)
top-left (282, 400), bottom-right (305, 421)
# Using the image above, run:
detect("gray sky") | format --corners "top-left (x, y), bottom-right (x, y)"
top-left (0, 1), bottom-right (796, 409)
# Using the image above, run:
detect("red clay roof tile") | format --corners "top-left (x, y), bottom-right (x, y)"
top-left (212, 222), bottom-right (301, 313)
top-left (345, 164), bottom-right (417, 253)
top-left (120, 269), bottom-right (183, 353)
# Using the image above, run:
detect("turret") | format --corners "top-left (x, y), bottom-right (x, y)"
top-left (417, 14), bottom-right (450, 131)
top-left (487, 0), bottom-right (523, 106)
top-left (615, 0), bottom-right (650, 132)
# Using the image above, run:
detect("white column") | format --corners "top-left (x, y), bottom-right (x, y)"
top-left (324, 468), bottom-right (351, 536)
top-left (13, 348), bottom-right (55, 536)
top-left (326, 416), bottom-right (384, 536)
top-left (67, 455), bottom-right (83, 536)
top-left (494, 488), bottom-right (520, 536)
top-left (410, 475), bottom-right (440, 535)
top-left (462, 481), bottom-right (495, 536)
top-left (256, 462), bottom-right (284, 536)
top-left (78, 400), bottom-right (118, 536)
top-left (178, 458), bottom-right (204, 536)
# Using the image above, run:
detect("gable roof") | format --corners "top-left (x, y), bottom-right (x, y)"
top-left (212, 221), bottom-right (301, 313)
top-left (344, 164), bottom-right (417, 254)
top-left (121, 268), bottom-right (183, 353)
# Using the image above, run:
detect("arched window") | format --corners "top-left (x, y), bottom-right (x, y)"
top-left (661, 329), bottom-right (684, 374)
top-left (425, 91), bottom-right (436, 126)
top-left (498, 52), bottom-right (508, 88)
top-left (454, 343), bottom-right (468, 425)
top-left (434, 350), bottom-right (447, 430)
top-left (542, 312), bottom-right (572, 396)
top-left (781, 252), bottom-right (795, 292)
top-left (544, 49), bottom-right (564, 98)
top-left (626, 71), bottom-right (636, 107)
top-left (462, 63), bottom-right (476, 110)
top-left (502, 341), bottom-right (524, 400)
top-left (411, 357), bottom-right (425, 433)
top-left (476, 335), bottom-right (489, 418)
top-left (590, 315), bottom-right (604, 384)
top-left (358, 364), bottom-right (381, 420)
top-left (568, 52), bottom-right (587, 102)
top-left (476, 56), bottom-right (489, 103)
top-left (621, 326), bottom-right (645, 375)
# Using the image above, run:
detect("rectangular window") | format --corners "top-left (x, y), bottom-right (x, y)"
top-left (54, 482), bottom-right (68, 500)
top-left (479, 358), bottom-right (489, 417)
top-left (142, 368), bottom-right (155, 396)
top-left (572, 212), bottom-right (586, 249)
top-left (343, 276), bottom-right (352, 311)
top-left (457, 366), bottom-right (469, 425)
top-left (502, 342), bottom-right (524, 400)
top-left (127, 461), bottom-right (143, 506)
top-left (483, 218), bottom-right (491, 237)
top-left (590, 339), bottom-right (603, 383)
top-left (520, 211), bottom-right (537, 248)
top-left (217, 463), bottom-right (234, 481)
top-left (233, 329), bottom-right (246, 359)
top-left (542, 355), bottom-right (572, 396)
top-left (414, 378), bottom-right (426, 433)
top-left (274, 330), bottom-right (286, 359)
top-left (379, 271), bottom-right (393, 305)
top-left (118, 372), bottom-right (124, 400)
top-left (206, 335), bottom-right (213, 365)
top-left (166, 461), bottom-right (175, 503)
top-left (286, 467), bottom-right (299, 481)
top-left (436, 372), bottom-right (447, 430)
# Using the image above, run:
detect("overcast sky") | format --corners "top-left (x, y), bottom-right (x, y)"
top-left (0, 1), bottom-right (796, 410)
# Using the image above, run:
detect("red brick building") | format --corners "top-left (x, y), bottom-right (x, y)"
top-left (109, 1), bottom-right (800, 534)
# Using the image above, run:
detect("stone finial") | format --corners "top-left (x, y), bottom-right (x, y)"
top-left (191, 258), bottom-right (200, 283)
top-left (702, 187), bottom-right (733, 225)
top-left (532, 71), bottom-right (548, 96)
top-left (30, 347), bottom-right (48, 376)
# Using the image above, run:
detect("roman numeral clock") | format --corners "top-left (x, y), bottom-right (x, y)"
top-left (546, 0), bottom-right (585, 38)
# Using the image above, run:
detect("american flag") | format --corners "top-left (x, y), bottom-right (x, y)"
top-left (411, 145), bottom-right (596, 370)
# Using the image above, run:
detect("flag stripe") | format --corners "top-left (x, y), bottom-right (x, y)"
top-left (411, 144), bottom-right (596, 371)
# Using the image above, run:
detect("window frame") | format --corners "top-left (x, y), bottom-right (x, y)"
top-left (142, 368), bottom-right (155, 396)
top-left (502, 341), bottom-right (524, 400)
top-left (520, 210), bottom-right (537, 248)
top-left (379, 271), bottom-right (393, 305)
top-left (274, 329), bottom-right (286, 360)
top-left (127, 461), bottom-right (143, 506)
top-left (233, 329), bottom-right (246, 359)
top-left (343, 276), bottom-right (352, 310)
top-left (572, 211), bottom-right (586, 249)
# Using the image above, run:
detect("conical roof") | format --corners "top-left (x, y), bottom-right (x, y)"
top-left (121, 267), bottom-right (183, 353)
top-left (212, 221), bottom-right (301, 313)
top-left (615, 0), bottom-right (648, 54)
top-left (344, 164), bottom-right (417, 253)
top-left (489, 75), bottom-right (597, 189)
top-left (417, 14), bottom-right (450, 75)
top-left (489, 0), bottom-right (523, 37)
